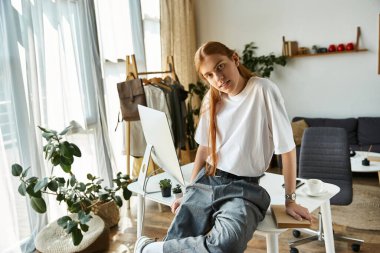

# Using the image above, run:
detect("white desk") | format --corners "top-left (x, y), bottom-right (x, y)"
top-left (128, 163), bottom-right (340, 253)
top-left (351, 151), bottom-right (380, 184)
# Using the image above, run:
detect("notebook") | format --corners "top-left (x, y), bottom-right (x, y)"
top-left (271, 205), bottom-right (311, 228)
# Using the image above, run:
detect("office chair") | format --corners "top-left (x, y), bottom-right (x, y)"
top-left (288, 127), bottom-right (364, 253)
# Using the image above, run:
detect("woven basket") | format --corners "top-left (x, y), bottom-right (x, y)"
top-left (91, 200), bottom-right (120, 228)
top-left (35, 214), bottom-right (109, 253)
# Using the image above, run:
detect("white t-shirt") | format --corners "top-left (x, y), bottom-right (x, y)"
top-left (194, 77), bottom-right (295, 177)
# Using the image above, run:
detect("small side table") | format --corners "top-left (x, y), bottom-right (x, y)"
top-left (350, 151), bottom-right (380, 184)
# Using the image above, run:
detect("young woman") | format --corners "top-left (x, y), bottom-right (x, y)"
top-left (134, 41), bottom-right (311, 253)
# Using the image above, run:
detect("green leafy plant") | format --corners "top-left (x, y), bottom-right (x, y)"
top-left (172, 184), bottom-right (182, 194)
top-left (159, 178), bottom-right (172, 189)
top-left (11, 126), bottom-right (132, 246)
top-left (186, 81), bottom-right (209, 150)
top-left (241, 42), bottom-right (287, 78)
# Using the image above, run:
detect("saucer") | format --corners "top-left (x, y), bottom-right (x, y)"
top-left (302, 187), bottom-right (328, 197)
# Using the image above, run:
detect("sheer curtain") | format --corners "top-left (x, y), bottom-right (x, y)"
top-left (0, 0), bottom-right (114, 252)
top-left (95, 0), bottom-right (153, 175)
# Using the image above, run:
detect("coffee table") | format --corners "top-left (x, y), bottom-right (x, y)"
top-left (350, 151), bottom-right (380, 184)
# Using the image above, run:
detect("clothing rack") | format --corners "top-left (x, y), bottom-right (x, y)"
top-left (126, 54), bottom-right (177, 80)
top-left (124, 54), bottom-right (178, 177)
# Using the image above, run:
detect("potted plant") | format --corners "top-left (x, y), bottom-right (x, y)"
top-left (185, 81), bottom-right (208, 152)
top-left (159, 179), bottom-right (172, 197)
top-left (241, 42), bottom-right (287, 78)
top-left (172, 184), bottom-right (183, 199)
top-left (10, 125), bottom-right (132, 246)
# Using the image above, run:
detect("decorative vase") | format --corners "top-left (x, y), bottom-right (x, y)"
top-left (361, 158), bottom-right (370, 166)
top-left (91, 200), bottom-right (120, 228)
top-left (180, 148), bottom-right (197, 164)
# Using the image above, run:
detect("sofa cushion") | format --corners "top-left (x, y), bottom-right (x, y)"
top-left (291, 119), bottom-right (309, 146)
top-left (358, 117), bottom-right (380, 145)
top-left (293, 117), bottom-right (358, 145)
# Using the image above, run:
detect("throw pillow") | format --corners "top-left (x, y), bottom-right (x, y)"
top-left (291, 120), bottom-right (309, 146)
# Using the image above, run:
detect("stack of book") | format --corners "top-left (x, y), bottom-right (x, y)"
top-left (282, 36), bottom-right (299, 57)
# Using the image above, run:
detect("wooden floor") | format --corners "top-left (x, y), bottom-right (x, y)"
top-left (107, 169), bottom-right (380, 253)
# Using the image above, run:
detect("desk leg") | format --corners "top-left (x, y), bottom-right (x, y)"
top-left (137, 194), bottom-right (145, 238)
top-left (320, 201), bottom-right (335, 253)
top-left (266, 233), bottom-right (279, 253)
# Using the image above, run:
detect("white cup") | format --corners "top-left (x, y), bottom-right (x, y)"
top-left (306, 179), bottom-right (323, 195)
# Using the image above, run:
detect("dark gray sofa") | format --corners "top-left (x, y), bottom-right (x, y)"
top-left (276, 117), bottom-right (380, 170)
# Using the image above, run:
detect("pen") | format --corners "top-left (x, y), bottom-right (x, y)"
top-left (282, 180), bottom-right (303, 188)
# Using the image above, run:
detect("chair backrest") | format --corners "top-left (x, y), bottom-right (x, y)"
top-left (299, 127), bottom-right (352, 205)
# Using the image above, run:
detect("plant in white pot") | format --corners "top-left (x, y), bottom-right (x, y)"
top-left (10, 126), bottom-right (132, 246)
top-left (172, 184), bottom-right (183, 199)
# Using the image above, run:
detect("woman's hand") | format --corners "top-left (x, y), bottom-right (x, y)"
top-left (171, 197), bottom-right (183, 214)
top-left (285, 201), bottom-right (312, 221)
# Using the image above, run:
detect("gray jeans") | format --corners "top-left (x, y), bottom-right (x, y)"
top-left (163, 168), bottom-right (271, 253)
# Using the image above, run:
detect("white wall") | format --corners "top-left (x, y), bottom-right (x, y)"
top-left (194, 0), bottom-right (380, 119)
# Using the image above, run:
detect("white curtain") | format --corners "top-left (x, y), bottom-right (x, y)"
top-left (0, 129), bottom-right (25, 251)
top-left (0, 0), bottom-right (115, 252)
top-left (141, 0), bottom-right (161, 74)
top-left (94, 0), bottom-right (149, 174)
top-left (94, 0), bottom-right (133, 63)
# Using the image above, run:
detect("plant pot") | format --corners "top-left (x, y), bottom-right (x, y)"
top-left (35, 213), bottom-right (109, 253)
top-left (161, 187), bottom-right (172, 197)
top-left (174, 192), bottom-right (183, 199)
top-left (180, 148), bottom-right (197, 164)
top-left (91, 200), bottom-right (120, 228)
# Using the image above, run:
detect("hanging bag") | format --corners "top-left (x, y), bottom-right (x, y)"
top-left (117, 78), bottom-right (146, 121)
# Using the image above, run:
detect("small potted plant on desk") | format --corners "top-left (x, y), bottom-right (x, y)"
top-left (159, 179), bottom-right (172, 197)
top-left (172, 184), bottom-right (183, 199)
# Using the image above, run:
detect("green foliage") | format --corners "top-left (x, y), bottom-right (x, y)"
top-left (11, 125), bottom-right (132, 246)
top-left (39, 126), bottom-right (82, 174)
top-left (172, 184), bottom-right (182, 194)
top-left (159, 179), bottom-right (172, 189)
top-left (242, 42), bottom-right (287, 78)
top-left (186, 81), bottom-right (209, 150)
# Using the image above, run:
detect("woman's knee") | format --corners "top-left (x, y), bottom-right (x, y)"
top-left (207, 219), bottom-right (249, 253)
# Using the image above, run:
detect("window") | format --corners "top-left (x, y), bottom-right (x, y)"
top-left (96, 0), bottom-right (162, 174)
top-left (0, 1), bottom-right (112, 251)
top-left (141, 0), bottom-right (161, 72)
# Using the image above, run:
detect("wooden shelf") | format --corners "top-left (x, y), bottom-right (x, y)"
top-left (288, 48), bottom-right (368, 58)
top-left (283, 26), bottom-right (368, 59)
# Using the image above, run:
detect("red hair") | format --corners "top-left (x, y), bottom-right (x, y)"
top-left (194, 41), bottom-right (254, 175)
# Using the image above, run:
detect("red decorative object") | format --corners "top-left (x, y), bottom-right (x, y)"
top-left (337, 44), bottom-right (345, 51)
top-left (346, 42), bottom-right (354, 51)
top-left (328, 44), bottom-right (336, 52)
